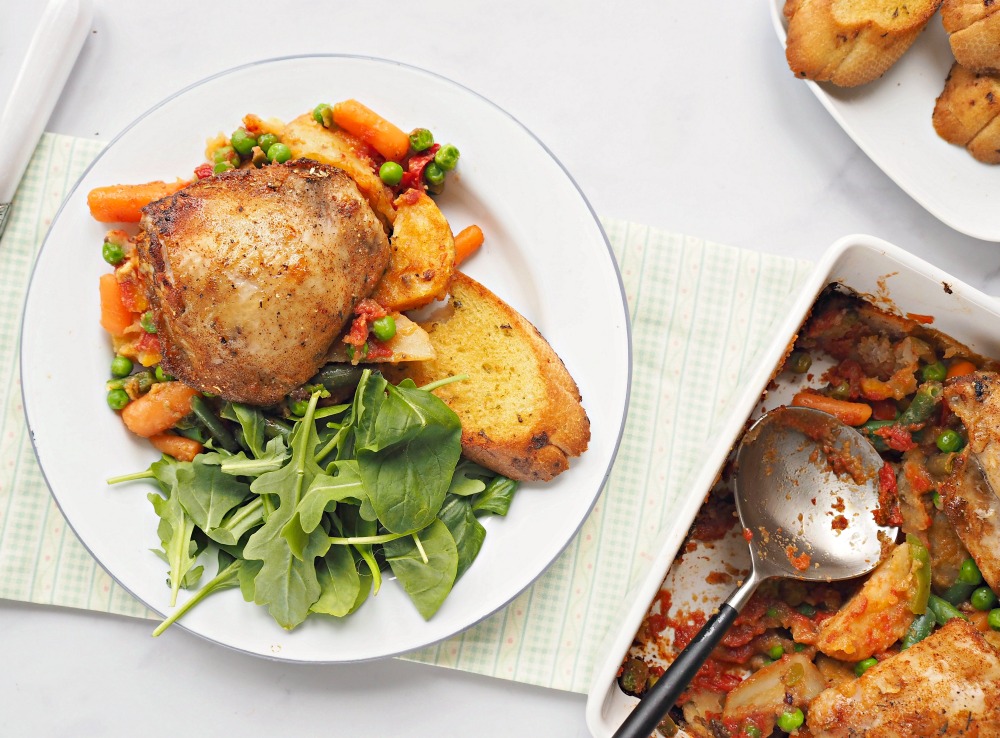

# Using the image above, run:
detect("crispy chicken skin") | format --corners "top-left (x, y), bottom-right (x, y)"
top-left (137, 159), bottom-right (390, 405)
top-left (807, 619), bottom-right (1000, 737)
top-left (942, 371), bottom-right (1000, 592)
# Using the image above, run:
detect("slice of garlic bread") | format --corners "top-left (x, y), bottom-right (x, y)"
top-left (942, 0), bottom-right (1000, 73)
top-left (784, 0), bottom-right (942, 87)
top-left (933, 62), bottom-right (1000, 164)
top-left (384, 272), bottom-right (590, 482)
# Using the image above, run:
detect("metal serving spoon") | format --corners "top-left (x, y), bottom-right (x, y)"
top-left (613, 406), bottom-right (897, 738)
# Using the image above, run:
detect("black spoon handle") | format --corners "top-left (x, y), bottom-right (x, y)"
top-left (612, 603), bottom-right (740, 738)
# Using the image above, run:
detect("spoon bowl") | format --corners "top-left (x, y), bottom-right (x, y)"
top-left (612, 406), bottom-right (897, 738)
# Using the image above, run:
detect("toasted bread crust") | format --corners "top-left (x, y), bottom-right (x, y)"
top-left (384, 272), bottom-right (590, 482)
top-left (942, 0), bottom-right (1000, 73)
top-left (784, 0), bottom-right (942, 86)
top-left (933, 61), bottom-right (1000, 164)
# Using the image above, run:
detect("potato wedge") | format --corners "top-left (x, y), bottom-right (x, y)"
top-left (369, 190), bottom-right (455, 312)
top-left (280, 113), bottom-right (397, 228)
top-left (814, 542), bottom-right (922, 661)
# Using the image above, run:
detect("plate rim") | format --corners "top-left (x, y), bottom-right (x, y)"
top-left (19, 53), bottom-right (634, 662)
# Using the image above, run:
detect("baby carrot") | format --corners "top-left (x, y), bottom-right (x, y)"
top-left (332, 99), bottom-right (410, 161)
top-left (99, 273), bottom-right (135, 337)
top-left (87, 179), bottom-right (188, 223)
top-left (946, 360), bottom-right (977, 379)
top-left (121, 381), bottom-right (199, 438)
top-left (791, 391), bottom-right (873, 426)
top-left (148, 432), bottom-right (204, 462)
top-left (454, 225), bottom-right (484, 266)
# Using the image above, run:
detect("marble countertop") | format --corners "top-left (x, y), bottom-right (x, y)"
top-left (2, 1), bottom-right (998, 735)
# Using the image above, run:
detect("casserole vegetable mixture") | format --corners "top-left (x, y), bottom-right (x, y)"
top-left (619, 287), bottom-right (1000, 737)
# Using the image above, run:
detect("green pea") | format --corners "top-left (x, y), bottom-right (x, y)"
top-left (990, 609), bottom-right (1000, 630)
top-left (766, 606), bottom-right (779, 619)
top-left (788, 350), bottom-right (812, 374)
top-left (797, 603), bottom-right (817, 617)
top-left (959, 557), bottom-right (983, 586)
top-left (921, 361), bottom-right (947, 382)
top-left (793, 642), bottom-right (806, 652)
top-left (854, 657), bottom-right (878, 676)
top-left (434, 143), bottom-right (460, 171)
top-left (767, 644), bottom-right (784, 660)
top-left (213, 146), bottom-right (239, 164)
top-left (213, 161), bottom-right (234, 174)
top-left (423, 162), bottom-right (445, 186)
top-left (932, 491), bottom-right (943, 509)
top-left (107, 388), bottom-right (130, 410)
top-left (140, 311), bottom-right (157, 334)
top-left (776, 708), bottom-right (804, 732)
top-left (102, 241), bottom-right (125, 265)
top-left (829, 381), bottom-right (851, 400)
top-left (744, 727), bottom-right (762, 738)
top-left (257, 133), bottom-right (279, 153)
top-left (936, 429), bottom-right (964, 453)
top-left (155, 365), bottom-right (174, 382)
top-left (267, 142), bottom-right (292, 164)
top-left (312, 103), bottom-right (333, 127)
top-left (972, 586), bottom-right (999, 611)
top-left (110, 355), bottom-right (133, 378)
top-left (379, 161), bottom-right (404, 186)
top-left (288, 399), bottom-right (309, 417)
top-left (230, 128), bottom-right (257, 156)
top-left (371, 315), bottom-right (396, 342)
top-left (409, 127), bottom-right (434, 151)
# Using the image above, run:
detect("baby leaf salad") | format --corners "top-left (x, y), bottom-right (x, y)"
top-left (108, 369), bottom-right (518, 634)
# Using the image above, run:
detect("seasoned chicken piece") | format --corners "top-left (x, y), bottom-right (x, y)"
top-left (807, 618), bottom-right (1000, 736)
top-left (138, 159), bottom-right (390, 405)
top-left (942, 372), bottom-right (1000, 591)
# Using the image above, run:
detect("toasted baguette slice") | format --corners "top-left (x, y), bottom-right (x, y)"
top-left (784, 0), bottom-right (942, 87)
top-left (933, 62), bottom-right (1000, 164)
top-left (383, 272), bottom-right (590, 482)
top-left (942, 0), bottom-right (1000, 73)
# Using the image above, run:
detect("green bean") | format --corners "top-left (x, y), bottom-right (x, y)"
top-left (901, 611), bottom-right (935, 649)
top-left (263, 416), bottom-right (292, 441)
top-left (926, 452), bottom-right (957, 478)
top-left (312, 364), bottom-right (365, 392)
top-left (190, 395), bottom-right (238, 453)
top-left (896, 381), bottom-right (943, 428)
top-left (941, 582), bottom-right (975, 605)
top-left (927, 594), bottom-right (968, 626)
top-left (861, 419), bottom-right (894, 452)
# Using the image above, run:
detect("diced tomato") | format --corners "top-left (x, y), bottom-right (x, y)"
top-left (194, 163), bottom-right (213, 179)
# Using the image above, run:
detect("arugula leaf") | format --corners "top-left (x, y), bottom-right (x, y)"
top-left (207, 496), bottom-right (264, 546)
top-left (357, 378), bottom-right (462, 533)
top-left (218, 435), bottom-right (289, 478)
top-left (242, 394), bottom-right (328, 629)
top-left (383, 519), bottom-right (459, 619)
top-left (311, 544), bottom-right (361, 617)
top-left (221, 402), bottom-right (266, 457)
top-left (438, 495), bottom-right (487, 580)
top-left (472, 475), bottom-right (519, 517)
top-left (148, 488), bottom-right (202, 606)
top-left (175, 457), bottom-right (251, 533)
top-left (297, 461), bottom-right (367, 533)
top-left (152, 550), bottom-right (243, 636)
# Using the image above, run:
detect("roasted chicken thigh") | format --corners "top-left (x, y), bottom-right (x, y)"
top-left (137, 159), bottom-right (390, 405)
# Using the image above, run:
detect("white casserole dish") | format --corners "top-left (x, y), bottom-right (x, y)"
top-left (585, 233), bottom-right (1000, 736)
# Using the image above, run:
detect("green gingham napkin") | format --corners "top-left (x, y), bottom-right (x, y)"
top-left (0, 133), bottom-right (813, 692)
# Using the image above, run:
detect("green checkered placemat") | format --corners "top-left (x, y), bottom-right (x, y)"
top-left (0, 133), bottom-right (813, 692)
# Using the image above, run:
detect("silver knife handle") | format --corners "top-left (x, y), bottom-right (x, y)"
top-left (0, 203), bottom-right (10, 243)
top-left (0, 0), bottom-right (93, 204)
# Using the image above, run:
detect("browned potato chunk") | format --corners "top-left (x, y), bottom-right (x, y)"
top-left (722, 654), bottom-right (825, 732)
top-left (280, 113), bottom-right (397, 228)
top-left (369, 190), bottom-right (455, 312)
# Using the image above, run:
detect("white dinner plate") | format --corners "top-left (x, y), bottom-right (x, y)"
top-left (20, 55), bottom-right (631, 662)
top-left (769, 1), bottom-right (1000, 242)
